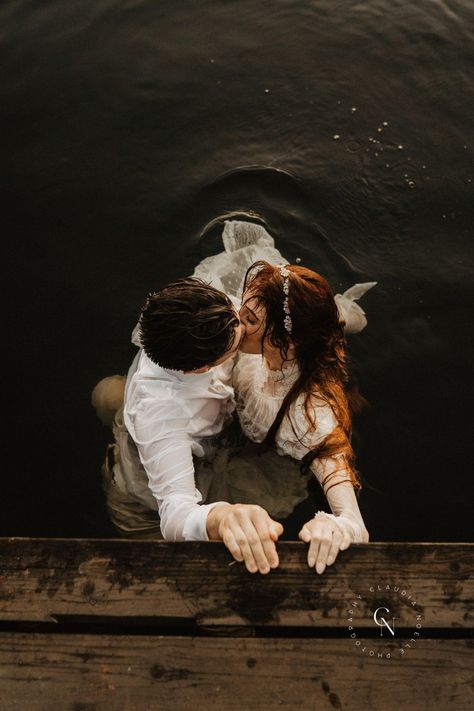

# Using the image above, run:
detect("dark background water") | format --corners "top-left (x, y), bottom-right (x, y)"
top-left (2, 0), bottom-right (473, 540)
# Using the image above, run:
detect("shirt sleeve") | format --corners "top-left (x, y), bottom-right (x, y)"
top-left (131, 417), bottom-right (229, 542)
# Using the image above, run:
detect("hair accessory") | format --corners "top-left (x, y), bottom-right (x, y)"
top-left (278, 264), bottom-right (292, 334)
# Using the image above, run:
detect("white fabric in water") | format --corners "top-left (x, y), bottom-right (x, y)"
top-left (192, 220), bottom-right (288, 304)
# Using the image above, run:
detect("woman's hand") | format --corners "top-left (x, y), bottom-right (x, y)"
top-left (298, 513), bottom-right (352, 574)
top-left (208, 503), bottom-right (284, 574)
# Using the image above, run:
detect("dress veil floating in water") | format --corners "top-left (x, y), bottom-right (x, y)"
top-left (193, 218), bottom-right (377, 331)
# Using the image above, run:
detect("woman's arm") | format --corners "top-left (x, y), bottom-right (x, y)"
top-left (311, 456), bottom-right (369, 543)
top-left (280, 398), bottom-right (369, 544)
top-left (298, 457), bottom-right (369, 575)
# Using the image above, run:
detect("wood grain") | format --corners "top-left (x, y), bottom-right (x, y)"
top-left (0, 633), bottom-right (472, 711)
top-left (1, 538), bottom-right (472, 628)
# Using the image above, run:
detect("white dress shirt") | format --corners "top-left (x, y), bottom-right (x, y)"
top-left (123, 348), bottom-right (235, 542)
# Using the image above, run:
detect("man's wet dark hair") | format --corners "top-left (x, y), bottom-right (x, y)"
top-left (138, 277), bottom-right (239, 371)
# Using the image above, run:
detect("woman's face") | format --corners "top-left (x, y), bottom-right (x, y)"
top-left (239, 293), bottom-right (266, 354)
top-left (239, 289), bottom-right (296, 367)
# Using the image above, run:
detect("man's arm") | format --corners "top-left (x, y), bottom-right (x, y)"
top-left (133, 432), bottom-right (230, 541)
top-left (128, 388), bottom-right (284, 569)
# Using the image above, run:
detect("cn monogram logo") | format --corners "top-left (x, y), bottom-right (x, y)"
top-left (347, 583), bottom-right (423, 660)
top-left (373, 606), bottom-right (396, 637)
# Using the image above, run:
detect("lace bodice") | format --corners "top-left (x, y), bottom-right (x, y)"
top-left (233, 353), bottom-right (337, 459)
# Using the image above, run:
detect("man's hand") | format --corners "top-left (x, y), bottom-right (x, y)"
top-left (298, 514), bottom-right (351, 574)
top-left (207, 503), bottom-right (284, 574)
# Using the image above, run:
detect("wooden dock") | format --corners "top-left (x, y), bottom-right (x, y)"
top-left (1, 538), bottom-right (473, 710)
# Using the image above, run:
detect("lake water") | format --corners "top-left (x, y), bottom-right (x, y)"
top-left (2, 0), bottom-right (473, 540)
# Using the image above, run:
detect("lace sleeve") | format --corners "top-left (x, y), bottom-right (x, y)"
top-left (311, 457), bottom-right (369, 543)
top-left (334, 282), bottom-right (377, 334)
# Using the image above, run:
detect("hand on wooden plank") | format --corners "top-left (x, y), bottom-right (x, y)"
top-left (298, 513), bottom-right (352, 575)
top-left (216, 503), bottom-right (284, 575)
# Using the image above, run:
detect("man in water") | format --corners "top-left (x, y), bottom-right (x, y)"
top-left (92, 276), bottom-right (283, 575)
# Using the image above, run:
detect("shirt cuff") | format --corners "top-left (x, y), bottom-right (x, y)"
top-left (182, 501), bottom-right (230, 541)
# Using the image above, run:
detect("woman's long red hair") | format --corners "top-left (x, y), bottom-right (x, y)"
top-left (242, 261), bottom-right (363, 495)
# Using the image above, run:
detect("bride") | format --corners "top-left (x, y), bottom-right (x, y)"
top-left (192, 220), bottom-right (374, 573)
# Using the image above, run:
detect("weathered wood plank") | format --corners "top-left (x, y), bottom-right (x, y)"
top-left (1, 538), bottom-right (473, 628)
top-left (0, 634), bottom-right (472, 711)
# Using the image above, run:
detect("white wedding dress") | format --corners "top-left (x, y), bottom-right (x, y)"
top-left (192, 220), bottom-right (376, 542)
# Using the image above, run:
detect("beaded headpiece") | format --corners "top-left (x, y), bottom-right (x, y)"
top-left (278, 264), bottom-right (292, 334)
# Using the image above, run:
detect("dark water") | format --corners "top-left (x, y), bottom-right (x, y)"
top-left (2, 0), bottom-right (473, 540)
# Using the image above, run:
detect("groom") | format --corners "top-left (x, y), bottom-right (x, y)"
top-left (94, 275), bottom-right (284, 576)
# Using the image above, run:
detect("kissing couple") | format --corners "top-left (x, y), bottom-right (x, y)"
top-left (92, 220), bottom-right (376, 575)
